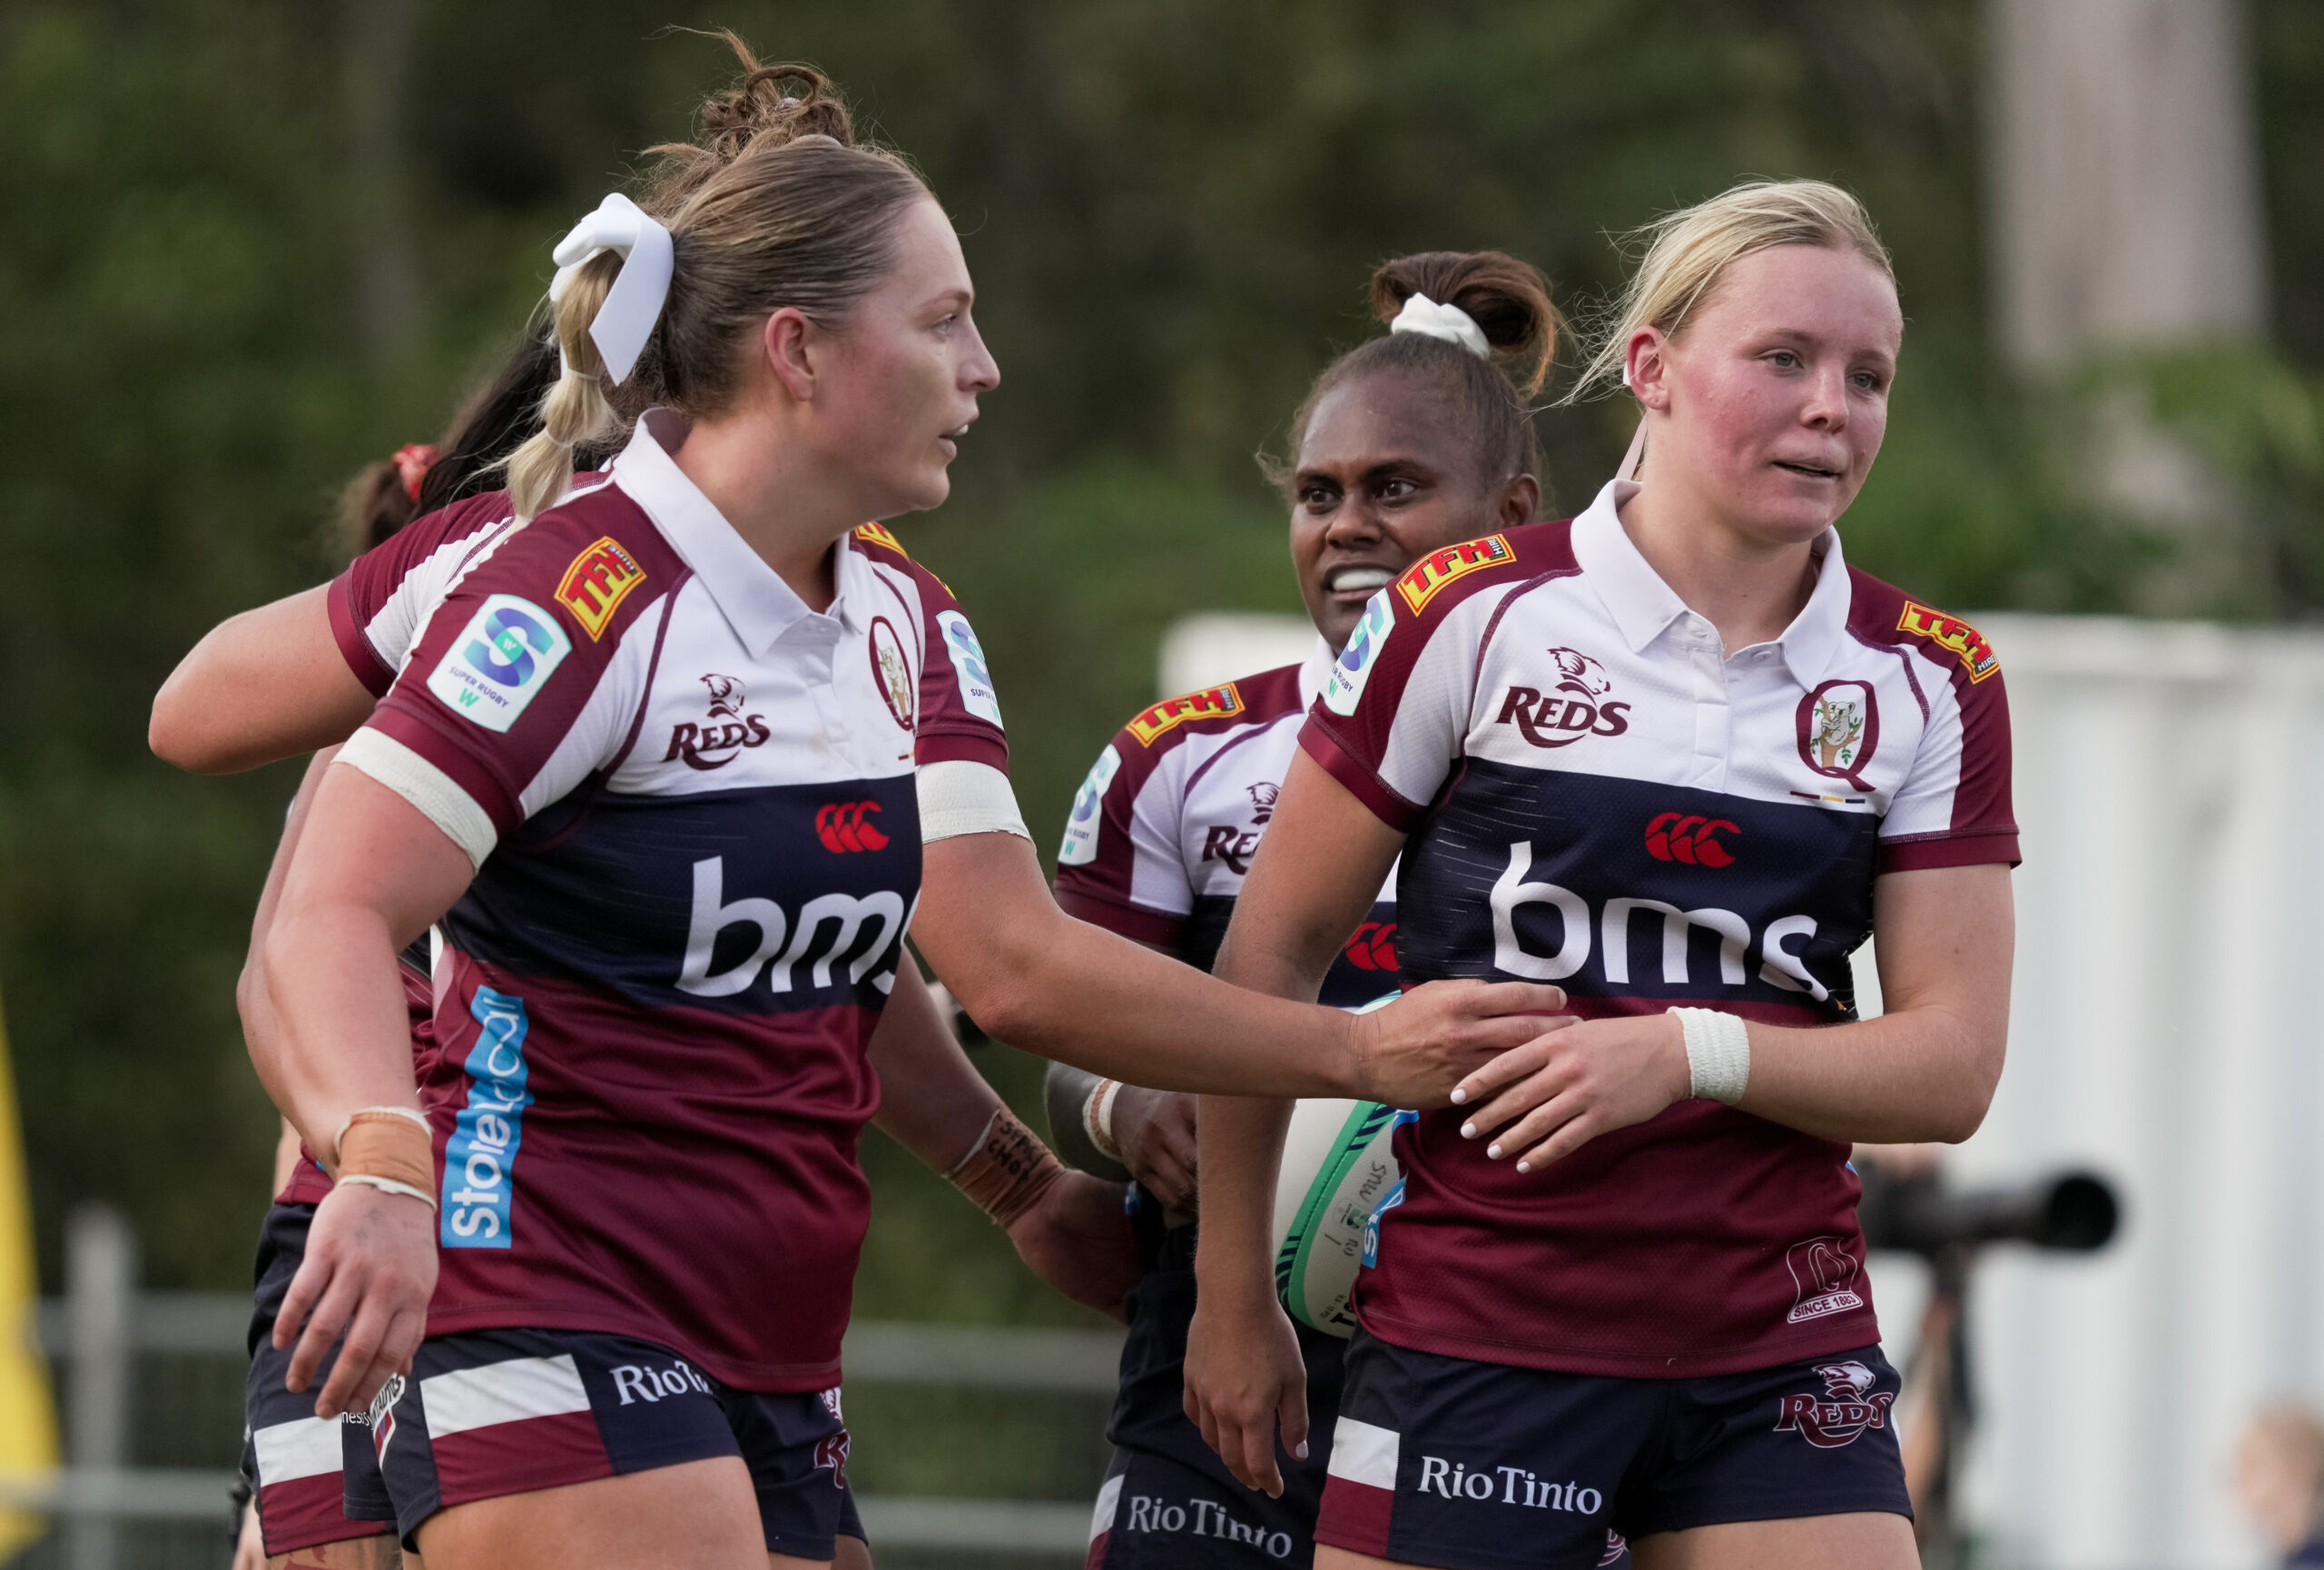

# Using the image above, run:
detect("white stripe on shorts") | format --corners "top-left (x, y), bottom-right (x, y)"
top-left (251, 1416), bottom-right (344, 1486)
top-left (419, 1354), bottom-right (591, 1438)
top-left (1088, 1472), bottom-right (1124, 1543)
top-left (1326, 1416), bottom-right (1401, 1489)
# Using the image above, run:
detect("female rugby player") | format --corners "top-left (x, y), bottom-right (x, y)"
top-left (1187, 181), bottom-right (2016, 1570)
top-left (226, 80), bottom-right (1564, 1570)
top-left (232, 422), bottom-right (1139, 1567)
top-left (214, 58), bottom-right (874, 1567)
top-left (1045, 252), bottom-right (1561, 1570)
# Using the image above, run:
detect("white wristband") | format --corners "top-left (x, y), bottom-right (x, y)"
top-left (1085, 1080), bottom-right (1125, 1161)
top-left (1668, 1008), bottom-right (1750, 1105)
top-left (336, 1173), bottom-right (438, 1210)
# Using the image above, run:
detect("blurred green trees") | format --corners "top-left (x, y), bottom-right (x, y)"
top-left (2, 0), bottom-right (2319, 1302)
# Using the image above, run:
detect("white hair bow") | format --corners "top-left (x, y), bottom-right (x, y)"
top-left (549, 193), bottom-right (675, 386)
top-left (1389, 292), bottom-right (1490, 359)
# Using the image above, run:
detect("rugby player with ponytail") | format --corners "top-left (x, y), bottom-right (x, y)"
top-left (1046, 252), bottom-right (1570, 1570)
top-left (1187, 182), bottom-right (2015, 1570)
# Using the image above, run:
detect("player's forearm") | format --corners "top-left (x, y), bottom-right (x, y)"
top-left (973, 917), bottom-right (1357, 1095)
top-left (1193, 1093), bottom-right (1295, 1307)
top-left (865, 961), bottom-right (1004, 1173)
top-left (919, 835), bottom-right (1360, 1096)
top-left (1194, 928), bottom-right (1326, 1301)
top-left (239, 749), bottom-right (338, 1118)
top-left (1734, 863), bottom-right (2014, 1144)
top-left (260, 901), bottom-right (428, 1162)
top-left (1044, 1061), bottom-right (1131, 1180)
top-left (1738, 1003), bottom-right (2004, 1145)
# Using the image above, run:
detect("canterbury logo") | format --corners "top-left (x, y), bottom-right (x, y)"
top-left (815, 802), bottom-right (891, 854)
top-left (1343, 921), bottom-right (1399, 973)
top-left (1645, 812), bottom-right (1738, 867)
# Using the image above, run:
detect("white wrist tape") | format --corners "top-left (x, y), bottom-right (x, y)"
top-left (336, 1173), bottom-right (438, 1210)
top-left (330, 1105), bottom-right (433, 1168)
top-left (1085, 1080), bottom-right (1125, 1161)
top-left (1669, 1008), bottom-right (1750, 1105)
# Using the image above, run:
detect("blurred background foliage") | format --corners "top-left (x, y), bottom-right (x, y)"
top-left (1, 0), bottom-right (2319, 1327)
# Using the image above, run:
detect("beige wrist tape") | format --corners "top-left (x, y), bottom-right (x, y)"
top-left (333, 1109), bottom-right (437, 1208)
top-left (947, 1107), bottom-right (1065, 1229)
top-left (1084, 1079), bottom-right (1125, 1162)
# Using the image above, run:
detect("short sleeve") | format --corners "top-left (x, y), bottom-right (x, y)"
top-left (1877, 661), bottom-right (2020, 873)
top-left (1298, 580), bottom-right (1493, 833)
top-left (1053, 732), bottom-right (1193, 946)
top-left (326, 493), bottom-right (516, 696)
top-left (339, 509), bottom-right (665, 866)
top-left (907, 561), bottom-right (1009, 773)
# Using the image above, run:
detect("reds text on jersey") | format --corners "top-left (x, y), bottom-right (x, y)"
top-left (1301, 478), bottom-right (2017, 1378)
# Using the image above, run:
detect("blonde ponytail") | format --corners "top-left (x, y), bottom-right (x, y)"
top-left (1561, 179), bottom-right (1893, 406)
top-left (507, 252), bottom-right (623, 523)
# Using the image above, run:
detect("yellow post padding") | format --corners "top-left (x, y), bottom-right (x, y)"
top-left (0, 992), bottom-right (57, 1554)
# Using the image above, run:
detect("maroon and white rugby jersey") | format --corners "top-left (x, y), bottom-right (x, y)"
top-left (1054, 647), bottom-right (1398, 1002)
top-left (1305, 478), bottom-right (2017, 1378)
top-left (277, 492), bottom-right (537, 1208)
top-left (328, 490), bottom-right (526, 697)
top-left (337, 410), bottom-right (1008, 1391)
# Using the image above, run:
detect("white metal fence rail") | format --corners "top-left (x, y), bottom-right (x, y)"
top-left (11, 1206), bottom-right (1117, 1563)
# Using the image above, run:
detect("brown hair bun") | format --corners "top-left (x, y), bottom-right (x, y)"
top-left (1369, 251), bottom-right (1561, 396)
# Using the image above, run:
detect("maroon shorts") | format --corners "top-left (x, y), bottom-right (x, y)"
top-left (243, 1203), bottom-right (396, 1555)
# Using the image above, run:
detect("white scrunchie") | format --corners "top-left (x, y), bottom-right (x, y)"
top-left (1389, 292), bottom-right (1490, 359)
top-left (549, 193), bottom-right (675, 386)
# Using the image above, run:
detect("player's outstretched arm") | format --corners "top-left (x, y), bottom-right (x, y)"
top-left (916, 823), bottom-right (1567, 1103)
top-left (869, 960), bottom-right (1142, 1320)
top-left (150, 587), bottom-right (374, 774)
top-left (1452, 863), bottom-right (2014, 1170)
top-left (261, 763), bottom-right (468, 1418)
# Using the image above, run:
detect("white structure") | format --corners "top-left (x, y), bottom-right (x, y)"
top-left (1160, 609), bottom-right (2324, 1568)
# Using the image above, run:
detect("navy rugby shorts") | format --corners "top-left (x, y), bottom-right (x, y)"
top-left (1087, 1225), bottom-right (1340, 1568)
top-left (242, 1201), bottom-right (397, 1555)
top-left (1315, 1330), bottom-right (1905, 1569)
top-left (369, 1326), bottom-right (864, 1555)
top-left (1087, 1438), bottom-right (1329, 1569)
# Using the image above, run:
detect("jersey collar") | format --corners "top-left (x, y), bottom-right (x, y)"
top-left (1569, 477), bottom-right (1851, 688)
top-left (611, 410), bottom-right (876, 657)
top-left (1298, 636), bottom-right (1337, 706)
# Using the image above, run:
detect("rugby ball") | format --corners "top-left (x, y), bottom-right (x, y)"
top-left (1271, 1097), bottom-right (1403, 1338)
